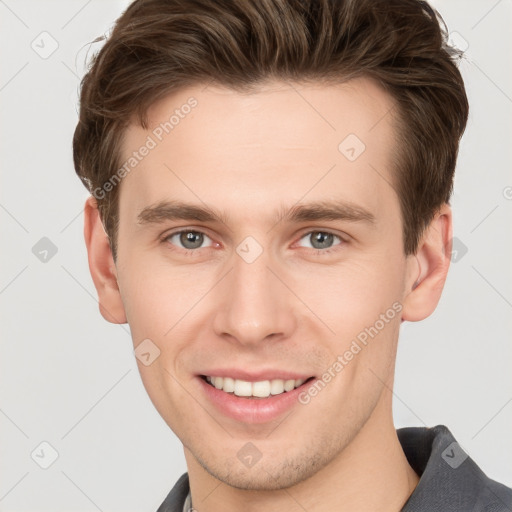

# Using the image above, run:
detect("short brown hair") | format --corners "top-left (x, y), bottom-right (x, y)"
top-left (73, 0), bottom-right (468, 258)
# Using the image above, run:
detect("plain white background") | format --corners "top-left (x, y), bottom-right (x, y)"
top-left (1, 0), bottom-right (511, 510)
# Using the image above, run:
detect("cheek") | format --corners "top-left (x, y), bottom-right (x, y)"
top-left (117, 257), bottom-right (208, 341)
top-left (292, 256), bottom-right (404, 337)
top-left (288, 256), bottom-right (404, 394)
top-left (117, 260), bottom-right (205, 425)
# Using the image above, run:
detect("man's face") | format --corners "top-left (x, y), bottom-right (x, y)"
top-left (114, 79), bottom-right (417, 489)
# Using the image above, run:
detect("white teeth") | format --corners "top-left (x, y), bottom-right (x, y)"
top-left (205, 376), bottom-right (307, 397)
top-left (252, 380), bottom-right (271, 398)
top-left (234, 380), bottom-right (252, 397)
top-left (270, 379), bottom-right (284, 395)
top-left (223, 377), bottom-right (235, 393)
top-left (284, 379), bottom-right (295, 392)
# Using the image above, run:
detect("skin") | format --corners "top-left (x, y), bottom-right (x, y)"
top-left (84, 78), bottom-right (452, 511)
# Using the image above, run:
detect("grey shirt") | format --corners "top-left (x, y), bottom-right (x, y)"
top-left (156, 425), bottom-right (512, 511)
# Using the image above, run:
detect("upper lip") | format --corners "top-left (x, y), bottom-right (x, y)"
top-left (199, 369), bottom-right (314, 382)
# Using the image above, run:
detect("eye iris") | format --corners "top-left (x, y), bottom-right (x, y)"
top-left (311, 231), bottom-right (333, 249)
top-left (180, 231), bottom-right (203, 249)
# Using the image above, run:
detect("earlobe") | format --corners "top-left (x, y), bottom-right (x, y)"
top-left (401, 204), bottom-right (452, 322)
top-left (83, 196), bottom-right (127, 324)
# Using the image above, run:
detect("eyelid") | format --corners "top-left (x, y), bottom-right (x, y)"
top-left (161, 227), bottom-right (217, 249)
top-left (293, 229), bottom-right (347, 251)
top-left (296, 228), bottom-right (347, 242)
top-left (160, 225), bottom-right (212, 240)
top-left (160, 227), bottom-right (348, 252)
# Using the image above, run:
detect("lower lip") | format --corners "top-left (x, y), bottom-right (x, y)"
top-left (198, 377), bottom-right (312, 424)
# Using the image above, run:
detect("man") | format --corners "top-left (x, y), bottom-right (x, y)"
top-left (73, 0), bottom-right (512, 510)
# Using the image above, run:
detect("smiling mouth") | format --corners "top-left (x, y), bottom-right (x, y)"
top-left (201, 375), bottom-right (314, 398)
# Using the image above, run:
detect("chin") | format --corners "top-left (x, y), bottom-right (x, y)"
top-left (195, 445), bottom-right (331, 492)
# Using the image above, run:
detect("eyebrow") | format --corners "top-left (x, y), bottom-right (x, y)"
top-left (137, 201), bottom-right (229, 225)
top-left (281, 201), bottom-right (375, 225)
top-left (137, 199), bottom-right (376, 227)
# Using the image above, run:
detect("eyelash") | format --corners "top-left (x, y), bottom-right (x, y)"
top-left (297, 231), bottom-right (345, 254)
top-left (161, 228), bottom-right (346, 255)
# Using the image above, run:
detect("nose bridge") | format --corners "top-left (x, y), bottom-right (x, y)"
top-left (212, 244), bottom-right (295, 345)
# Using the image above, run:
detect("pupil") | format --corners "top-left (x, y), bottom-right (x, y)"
top-left (180, 231), bottom-right (203, 249)
top-left (311, 232), bottom-right (333, 249)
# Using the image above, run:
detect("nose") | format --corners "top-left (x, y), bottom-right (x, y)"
top-left (212, 248), bottom-right (297, 347)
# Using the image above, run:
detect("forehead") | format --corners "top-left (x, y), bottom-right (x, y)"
top-left (118, 78), bottom-right (399, 225)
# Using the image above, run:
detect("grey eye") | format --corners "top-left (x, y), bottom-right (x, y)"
top-left (298, 231), bottom-right (341, 250)
top-left (168, 231), bottom-right (213, 250)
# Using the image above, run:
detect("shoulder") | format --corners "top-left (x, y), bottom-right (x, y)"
top-left (156, 473), bottom-right (190, 512)
top-left (398, 425), bottom-right (512, 512)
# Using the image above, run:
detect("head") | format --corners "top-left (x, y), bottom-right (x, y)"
top-left (75, 0), bottom-right (468, 491)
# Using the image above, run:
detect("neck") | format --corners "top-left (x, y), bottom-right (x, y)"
top-left (185, 389), bottom-right (419, 512)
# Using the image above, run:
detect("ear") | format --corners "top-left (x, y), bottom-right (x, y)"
top-left (401, 204), bottom-right (452, 322)
top-left (83, 196), bottom-right (127, 324)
